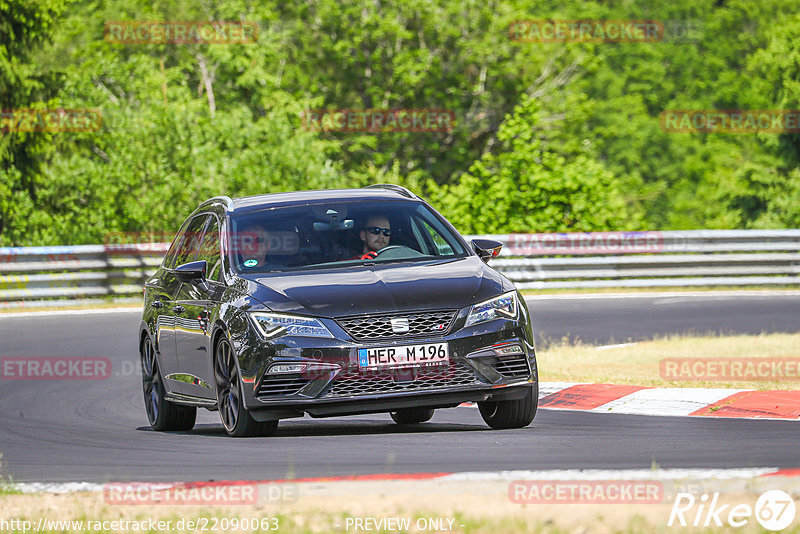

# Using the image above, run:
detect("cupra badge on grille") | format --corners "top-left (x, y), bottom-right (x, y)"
top-left (390, 317), bottom-right (410, 334)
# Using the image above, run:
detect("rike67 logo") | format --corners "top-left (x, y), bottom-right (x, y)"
top-left (668, 490), bottom-right (796, 531)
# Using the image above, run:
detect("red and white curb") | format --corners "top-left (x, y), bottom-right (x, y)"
top-left (540, 383), bottom-right (800, 420)
top-left (460, 382), bottom-right (800, 420)
top-left (12, 468), bottom-right (800, 494)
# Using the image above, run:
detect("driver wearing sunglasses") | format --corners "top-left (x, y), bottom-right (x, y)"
top-left (355, 215), bottom-right (392, 260)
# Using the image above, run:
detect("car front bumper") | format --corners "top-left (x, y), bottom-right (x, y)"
top-left (233, 314), bottom-right (537, 418)
top-left (248, 382), bottom-right (536, 421)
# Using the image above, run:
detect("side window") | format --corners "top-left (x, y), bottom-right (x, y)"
top-left (196, 217), bottom-right (222, 282)
top-left (420, 219), bottom-right (454, 255)
top-left (171, 215), bottom-right (210, 268)
top-left (162, 221), bottom-right (190, 269)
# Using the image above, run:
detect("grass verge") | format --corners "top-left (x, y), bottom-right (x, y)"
top-left (539, 332), bottom-right (800, 389)
top-left (0, 454), bottom-right (20, 496)
top-left (2, 477), bottom-right (800, 534)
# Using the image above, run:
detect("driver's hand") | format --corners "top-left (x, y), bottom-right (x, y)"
top-left (360, 251), bottom-right (378, 260)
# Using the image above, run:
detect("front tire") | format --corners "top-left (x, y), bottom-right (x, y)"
top-left (390, 407), bottom-right (435, 424)
top-left (214, 337), bottom-right (278, 437)
top-left (478, 384), bottom-right (537, 430)
top-left (141, 336), bottom-right (196, 431)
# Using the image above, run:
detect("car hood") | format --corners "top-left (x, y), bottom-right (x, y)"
top-left (240, 257), bottom-right (510, 318)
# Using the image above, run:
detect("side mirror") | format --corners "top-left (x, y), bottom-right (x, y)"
top-left (174, 260), bottom-right (210, 292)
top-left (472, 239), bottom-right (503, 264)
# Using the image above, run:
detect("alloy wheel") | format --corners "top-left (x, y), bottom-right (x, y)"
top-left (141, 337), bottom-right (160, 425)
top-left (215, 340), bottom-right (240, 432)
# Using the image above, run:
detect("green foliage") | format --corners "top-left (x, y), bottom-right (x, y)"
top-left (1, 0), bottom-right (800, 245)
top-left (435, 95), bottom-right (632, 233)
top-left (2, 0), bottom-right (343, 245)
top-left (0, 0), bottom-right (70, 242)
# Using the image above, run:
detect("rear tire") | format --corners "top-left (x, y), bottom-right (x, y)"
top-left (390, 407), bottom-right (435, 424)
top-left (141, 337), bottom-right (196, 431)
top-left (214, 338), bottom-right (278, 437)
top-left (478, 384), bottom-right (537, 430)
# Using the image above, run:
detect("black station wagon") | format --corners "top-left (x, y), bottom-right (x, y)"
top-left (139, 185), bottom-right (538, 436)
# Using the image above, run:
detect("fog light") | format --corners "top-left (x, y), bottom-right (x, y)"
top-left (493, 344), bottom-right (523, 356)
top-left (268, 363), bottom-right (307, 374)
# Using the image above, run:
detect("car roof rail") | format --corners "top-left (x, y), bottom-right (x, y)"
top-left (364, 184), bottom-right (417, 199)
top-left (200, 195), bottom-right (235, 211)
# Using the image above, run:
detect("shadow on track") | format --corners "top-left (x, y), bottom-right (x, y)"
top-left (135, 420), bottom-right (490, 438)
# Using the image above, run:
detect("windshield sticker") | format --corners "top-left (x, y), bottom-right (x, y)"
top-left (243, 259), bottom-right (258, 267)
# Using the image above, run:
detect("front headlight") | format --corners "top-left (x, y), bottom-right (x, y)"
top-left (464, 291), bottom-right (519, 328)
top-left (249, 312), bottom-right (334, 339)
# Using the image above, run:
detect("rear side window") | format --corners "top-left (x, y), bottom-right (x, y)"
top-left (162, 221), bottom-right (189, 269)
top-left (170, 215), bottom-right (210, 269)
top-left (196, 216), bottom-right (223, 282)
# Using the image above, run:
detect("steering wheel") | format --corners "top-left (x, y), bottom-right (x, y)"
top-left (374, 245), bottom-right (404, 256)
top-left (374, 245), bottom-right (424, 259)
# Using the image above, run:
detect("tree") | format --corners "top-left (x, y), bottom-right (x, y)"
top-left (434, 94), bottom-right (633, 234)
top-left (0, 0), bottom-right (69, 244)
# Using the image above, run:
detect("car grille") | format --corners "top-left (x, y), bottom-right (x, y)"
top-left (256, 373), bottom-right (311, 397)
top-left (336, 310), bottom-right (457, 341)
top-left (485, 354), bottom-right (531, 379)
top-left (323, 362), bottom-right (479, 398)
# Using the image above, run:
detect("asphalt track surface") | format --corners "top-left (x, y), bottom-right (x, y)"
top-left (1, 292), bottom-right (799, 483)
top-left (530, 291), bottom-right (800, 345)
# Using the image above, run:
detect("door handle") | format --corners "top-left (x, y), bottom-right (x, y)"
top-left (172, 305), bottom-right (185, 314)
top-left (152, 300), bottom-right (164, 309)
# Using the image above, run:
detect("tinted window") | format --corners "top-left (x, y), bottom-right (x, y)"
top-left (228, 201), bottom-right (466, 273)
top-left (171, 215), bottom-right (210, 268)
top-left (196, 216), bottom-right (222, 282)
top-left (418, 219), bottom-right (455, 256)
top-left (162, 220), bottom-right (191, 269)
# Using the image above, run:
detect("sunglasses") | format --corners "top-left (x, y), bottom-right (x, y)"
top-left (365, 226), bottom-right (392, 237)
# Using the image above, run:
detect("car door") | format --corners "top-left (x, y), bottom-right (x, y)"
top-left (146, 218), bottom-right (191, 379)
top-left (172, 214), bottom-right (223, 400)
top-left (159, 214), bottom-right (210, 387)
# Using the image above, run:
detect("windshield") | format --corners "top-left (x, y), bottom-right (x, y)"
top-left (227, 200), bottom-right (468, 273)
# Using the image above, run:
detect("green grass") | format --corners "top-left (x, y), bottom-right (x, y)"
top-left (539, 332), bottom-right (800, 389)
top-left (9, 509), bottom-right (800, 534)
top-left (4, 487), bottom-right (800, 534)
top-left (0, 482), bottom-right (21, 495)
top-left (0, 454), bottom-right (20, 495)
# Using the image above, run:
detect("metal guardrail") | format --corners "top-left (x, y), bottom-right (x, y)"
top-left (0, 230), bottom-right (798, 302)
top-left (471, 230), bottom-right (800, 289)
top-left (0, 244), bottom-right (166, 301)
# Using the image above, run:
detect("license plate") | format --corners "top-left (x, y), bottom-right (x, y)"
top-left (357, 342), bottom-right (449, 370)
